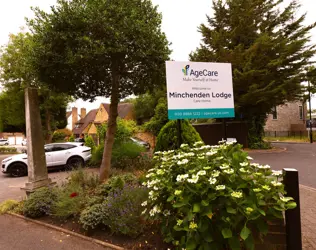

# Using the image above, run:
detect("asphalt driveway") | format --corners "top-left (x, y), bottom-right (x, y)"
top-left (248, 143), bottom-right (316, 188)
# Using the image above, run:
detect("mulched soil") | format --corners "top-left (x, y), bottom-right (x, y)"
top-left (38, 216), bottom-right (173, 250)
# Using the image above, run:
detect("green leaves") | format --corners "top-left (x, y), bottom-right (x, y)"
top-left (193, 203), bottom-right (201, 213)
top-left (240, 226), bottom-right (251, 240)
top-left (227, 207), bottom-right (237, 214)
top-left (286, 202), bottom-right (297, 209)
top-left (222, 228), bottom-right (232, 239)
top-left (228, 236), bottom-right (241, 250)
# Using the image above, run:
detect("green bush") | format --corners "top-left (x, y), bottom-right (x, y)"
top-left (23, 187), bottom-right (58, 218)
top-left (102, 185), bottom-right (148, 237)
top-left (84, 135), bottom-right (95, 151)
top-left (144, 97), bottom-right (168, 136)
top-left (97, 118), bottom-right (137, 145)
top-left (0, 199), bottom-right (19, 214)
top-left (52, 170), bottom-right (99, 219)
top-left (143, 141), bottom-right (296, 249)
top-left (79, 204), bottom-right (108, 230)
top-left (95, 173), bottom-right (139, 197)
top-left (68, 169), bottom-right (100, 191)
top-left (69, 134), bottom-right (75, 142)
top-left (91, 144), bottom-right (104, 165)
top-left (112, 141), bottom-right (145, 162)
top-left (52, 184), bottom-right (84, 219)
top-left (52, 129), bottom-right (72, 142)
top-left (0, 147), bottom-right (17, 154)
top-left (155, 120), bottom-right (202, 152)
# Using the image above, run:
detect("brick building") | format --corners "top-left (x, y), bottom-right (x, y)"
top-left (264, 101), bottom-right (307, 132)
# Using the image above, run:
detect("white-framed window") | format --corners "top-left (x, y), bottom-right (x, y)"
top-left (271, 106), bottom-right (277, 120)
top-left (299, 106), bottom-right (303, 120)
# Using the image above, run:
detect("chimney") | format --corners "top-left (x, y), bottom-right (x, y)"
top-left (80, 108), bottom-right (86, 119)
top-left (72, 107), bottom-right (78, 130)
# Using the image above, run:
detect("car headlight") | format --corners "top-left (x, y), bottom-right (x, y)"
top-left (2, 157), bottom-right (12, 163)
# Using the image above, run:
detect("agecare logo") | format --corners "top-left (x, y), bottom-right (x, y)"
top-left (182, 65), bottom-right (219, 78)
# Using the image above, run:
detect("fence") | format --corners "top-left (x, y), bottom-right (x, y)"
top-left (265, 131), bottom-right (308, 139)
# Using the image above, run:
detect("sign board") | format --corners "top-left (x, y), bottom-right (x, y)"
top-left (165, 61), bottom-right (235, 119)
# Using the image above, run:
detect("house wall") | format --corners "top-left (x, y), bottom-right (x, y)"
top-left (95, 105), bottom-right (108, 123)
top-left (88, 123), bottom-right (98, 135)
top-left (67, 115), bottom-right (72, 131)
top-left (264, 101), bottom-right (307, 131)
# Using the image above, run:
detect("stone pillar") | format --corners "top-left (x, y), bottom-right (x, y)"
top-left (23, 88), bottom-right (52, 194)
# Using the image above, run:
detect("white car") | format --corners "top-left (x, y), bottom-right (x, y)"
top-left (0, 139), bottom-right (9, 146)
top-left (1, 142), bottom-right (91, 177)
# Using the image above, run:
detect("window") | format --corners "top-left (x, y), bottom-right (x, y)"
top-left (299, 106), bottom-right (303, 120)
top-left (271, 106), bottom-right (277, 120)
top-left (52, 144), bottom-right (76, 152)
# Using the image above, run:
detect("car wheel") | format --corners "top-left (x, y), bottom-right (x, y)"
top-left (66, 157), bottom-right (84, 170)
top-left (9, 163), bottom-right (27, 177)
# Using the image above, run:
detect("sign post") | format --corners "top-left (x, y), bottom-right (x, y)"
top-left (165, 61), bottom-right (234, 144)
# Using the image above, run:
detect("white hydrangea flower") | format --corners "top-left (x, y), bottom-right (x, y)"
top-left (146, 173), bottom-right (154, 178)
top-left (187, 152), bottom-right (195, 157)
top-left (271, 181), bottom-right (282, 187)
top-left (198, 156), bottom-right (205, 160)
top-left (212, 170), bottom-right (220, 177)
top-left (272, 170), bottom-right (283, 176)
top-left (246, 156), bottom-right (253, 160)
top-left (239, 168), bottom-right (247, 173)
top-left (157, 169), bottom-right (165, 175)
top-left (200, 145), bottom-right (211, 149)
top-left (223, 169), bottom-right (234, 175)
top-left (216, 156), bottom-right (224, 160)
top-left (258, 164), bottom-right (271, 170)
top-left (203, 166), bottom-right (212, 170)
top-left (177, 159), bottom-right (189, 165)
top-left (180, 143), bottom-right (188, 148)
top-left (209, 178), bottom-right (217, 185)
top-left (163, 210), bottom-right (171, 216)
top-left (216, 185), bottom-right (226, 190)
top-left (141, 208), bottom-right (147, 215)
top-left (174, 190), bottom-right (182, 196)
top-left (220, 165), bottom-right (229, 170)
top-left (176, 174), bottom-right (189, 182)
top-left (153, 186), bottom-right (159, 190)
top-left (206, 151), bottom-right (216, 156)
top-left (240, 162), bottom-right (248, 167)
top-left (251, 163), bottom-right (260, 168)
top-left (187, 174), bottom-right (199, 184)
top-left (231, 191), bottom-right (243, 198)
top-left (141, 201), bottom-right (147, 207)
top-left (197, 170), bottom-right (206, 176)
top-left (262, 185), bottom-right (271, 191)
top-left (253, 188), bottom-right (261, 193)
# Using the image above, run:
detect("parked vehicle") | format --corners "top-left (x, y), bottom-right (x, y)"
top-left (1, 142), bottom-right (91, 177)
top-left (130, 137), bottom-right (150, 149)
top-left (0, 139), bottom-right (9, 146)
top-left (21, 139), bottom-right (27, 146)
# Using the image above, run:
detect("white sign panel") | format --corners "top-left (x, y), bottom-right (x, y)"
top-left (165, 61), bottom-right (235, 119)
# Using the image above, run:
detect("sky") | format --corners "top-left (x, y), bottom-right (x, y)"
top-left (0, 0), bottom-right (316, 111)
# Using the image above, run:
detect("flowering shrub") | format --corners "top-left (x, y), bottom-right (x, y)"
top-left (23, 187), bottom-right (58, 218)
top-left (142, 141), bottom-right (296, 250)
top-left (102, 185), bottom-right (148, 237)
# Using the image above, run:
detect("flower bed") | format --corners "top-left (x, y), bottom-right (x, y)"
top-left (0, 141), bottom-right (295, 250)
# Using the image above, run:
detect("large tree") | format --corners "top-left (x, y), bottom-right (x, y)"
top-left (190, 0), bottom-right (316, 148)
top-left (28, 0), bottom-right (170, 181)
top-left (0, 33), bottom-right (70, 141)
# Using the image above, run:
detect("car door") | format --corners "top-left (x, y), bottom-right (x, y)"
top-left (44, 145), bottom-right (55, 166)
top-left (52, 144), bottom-right (76, 166)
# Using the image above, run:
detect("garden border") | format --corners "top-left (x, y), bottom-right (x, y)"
top-left (7, 212), bottom-right (124, 250)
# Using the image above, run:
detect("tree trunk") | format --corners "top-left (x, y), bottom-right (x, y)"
top-left (99, 71), bottom-right (120, 182)
top-left (45, 108), bottom-right (53, 143)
